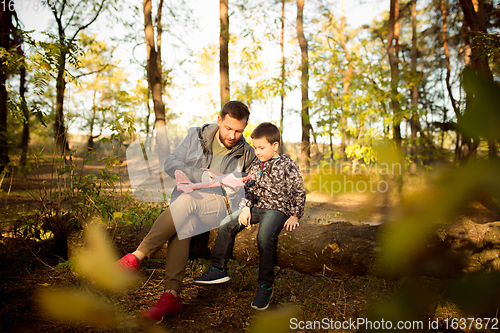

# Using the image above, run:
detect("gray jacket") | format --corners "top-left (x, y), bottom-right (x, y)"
top-left (164, 123), bottom-right (256, 201)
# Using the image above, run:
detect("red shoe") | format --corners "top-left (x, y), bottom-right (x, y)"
top-left (142, 292), bottom-right (181, 322)
top-left (116, 253), bottom-right (140, 272)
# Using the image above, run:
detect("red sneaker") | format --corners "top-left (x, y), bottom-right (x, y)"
top-left (142, 292), bottom-right (181, 322)
top-left (116, 253), bottom-right (140, 272)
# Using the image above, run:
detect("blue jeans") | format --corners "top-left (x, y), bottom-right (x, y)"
top-left (211, 207), bottom-right (288, 287)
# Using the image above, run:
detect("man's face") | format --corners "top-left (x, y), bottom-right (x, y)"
top-left (217, 114), bottom-right (247, 149)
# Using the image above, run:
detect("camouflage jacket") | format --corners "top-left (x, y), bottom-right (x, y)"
top-left (240, 154), bottom-right (306, 219)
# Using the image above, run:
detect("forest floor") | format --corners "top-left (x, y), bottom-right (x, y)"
top-left (1, 157), bottom-right (500, 332)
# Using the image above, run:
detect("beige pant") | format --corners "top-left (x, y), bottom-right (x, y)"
top-left (137, 190), bottom-right (227, 292)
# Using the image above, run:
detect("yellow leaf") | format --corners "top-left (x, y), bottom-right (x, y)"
top-left (250, 308), bottom-right (298, 333)
top-left (74, 225), bottom-right (138, 293)
top-left (113, 212), bottom-right (123, 219)
top-left (38, 287), bottom-right (117, 328)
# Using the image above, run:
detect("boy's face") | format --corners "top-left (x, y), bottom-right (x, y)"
top-left (252, 137), bottom-right (279, 162)
top-left (217, 114), bottom-right (247, 149)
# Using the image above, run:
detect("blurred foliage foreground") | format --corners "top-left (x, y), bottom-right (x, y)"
top-left (29, 71), bottom-right (500, 331)
top-left (305, 69), bottom-right (500, 331)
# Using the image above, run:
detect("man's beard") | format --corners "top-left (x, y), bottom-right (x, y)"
top-left (219, 132), bottom-right (236, 149)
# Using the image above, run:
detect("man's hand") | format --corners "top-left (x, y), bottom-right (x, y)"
top-left (284, 216), bottom-right (299, 231)
top-left (238, 207), bottom-right (251, 227)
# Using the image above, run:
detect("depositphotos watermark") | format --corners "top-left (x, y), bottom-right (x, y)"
top-left (305, 161), bottom-right (402, 195)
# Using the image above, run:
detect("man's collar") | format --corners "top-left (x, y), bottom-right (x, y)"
top-left (214, 130), bottom-right (226, 148)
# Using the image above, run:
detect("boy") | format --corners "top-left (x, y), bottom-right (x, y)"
top-left (194, 122), bottom-right (306, 310)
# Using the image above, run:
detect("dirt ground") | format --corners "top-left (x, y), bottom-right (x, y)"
top-left (1, 157), bottom-right (500, 332)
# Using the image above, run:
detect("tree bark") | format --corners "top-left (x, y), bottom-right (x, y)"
top-left (87, 91), bottom-right (98, 151)
top-left (440, 0), bottom-right (462, 164)
top-left (338, 0), bottom-right (352, 162)
top-left (296, 0), bottom-right (310, 172)
top-left (10, 27), bottom-right (30, 168)
top-left (387, 0), bottom-right (402, 154)
top-left (49, 0), bottom-right (108, 159)
top-left (459, 17), bottom-right (477, 162)
top-left (156, 0), bottom-right (164, 83)
top-left (458, 0), bottom-right (492, 78)
top-left (68, 220), bottom-right (500, 278)
top-left (409, 0), bottom-right (418, 175)
top-left (54, 46), bottom-right (70, 157)
top-left (220, 0), bottom-right (230, 106)
top-left (143, 0), bottom-right (169, 168)
top-left (441, 0), bottom-right (459, 118)
top-left (458, 0), bottom-right (494, 161)
top-left (19, 64), bottom-right (29, 166)
top-left (0, 8), bottom-right (13, 173)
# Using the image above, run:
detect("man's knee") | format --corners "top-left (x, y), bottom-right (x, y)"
top-left (219, 219), bottom-right (241, 235)
top-left (171, 193), bottom-right (193, 209)
top-left (219, 221), bottom-right (235, 234)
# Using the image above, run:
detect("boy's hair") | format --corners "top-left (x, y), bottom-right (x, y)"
top-left (251, 122), bottom-right (281, 146)
top-left (221, 101), bottom-right (250, 123)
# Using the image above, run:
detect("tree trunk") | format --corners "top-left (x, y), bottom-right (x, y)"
top-left (338, 0), bottom-right (352, 162)
top-left (458, 0), bottom-right (492, 78)
top-left (156, 0), bottom-right (164, 86)
top-left (440, 0), bottom-right (462, 164)
top-left (49, 0), bottom-right (107, 159)
top-left (458, 0), bottom-right (494, 161)
top-left (0, 8), bottom-right (14, 173)
top-left (459, 18), bottom-right (477, 162)
top-left (145, 81), bottom-right (152, 148)
top-left (387, 0), bottom-right (402, 154)
top-left (409, 0), bottom-right (418, 175)
top-left (220, 0), bottom-right (230, 105)
top-left (69, 220), bottom-right (500, 278)
top-left (10, 28), bottom-right (30, 168)
top-left (329, 120), bottom-right (334, 160)
top-left (340, 120), bottom-right (348, 161)
top-left (87, 91), bottom-right (97, 151)
top-left (441, 0), bottom-right (459, 118)
top-left (0, 71), bottom-right (9, 175)
top-left (20, 64), bottom-right (29, 165)
top-left (54, 55), bottom-right (70, 157)
top-left (296, 0), bottom-right (310, 172)
top-left (54, 12), bottom-right (70, 157)
top-left (143, 0), bottom-right (169, 167)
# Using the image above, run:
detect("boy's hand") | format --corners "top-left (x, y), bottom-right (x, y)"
top-left (284, 216), bottom-right (299, 231)
top-left (238, 207), bottom-right (251, 227)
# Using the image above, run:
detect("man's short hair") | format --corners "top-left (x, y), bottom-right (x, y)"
top-left (251, 122), bottom-right (281, 145)
top-left (221, 101), bottom-right (250, 123)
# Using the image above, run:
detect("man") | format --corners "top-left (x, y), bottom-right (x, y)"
top-left (116, 101), bottom-right (256, 322)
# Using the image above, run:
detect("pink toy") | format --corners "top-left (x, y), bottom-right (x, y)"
top-left (175, 169), bottom-right (252, 194)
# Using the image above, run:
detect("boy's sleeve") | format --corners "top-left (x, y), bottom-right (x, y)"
top-left (239, 164), bottom-right (259, 209)
top-left (286, 161), bottom-right (306, 219)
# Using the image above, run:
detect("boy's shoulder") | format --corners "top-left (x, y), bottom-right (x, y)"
top-left (249, 155), bottom-right (300, 171)
top-left (276, 154), bottom-right (299, 167)
top-left (275, 155), bottom-right (303, 174)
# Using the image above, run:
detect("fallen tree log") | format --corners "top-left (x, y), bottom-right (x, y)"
top-left (225, 222), bottom-right (378, 277)
top-left (67, 220), bottom-right (500, 278)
